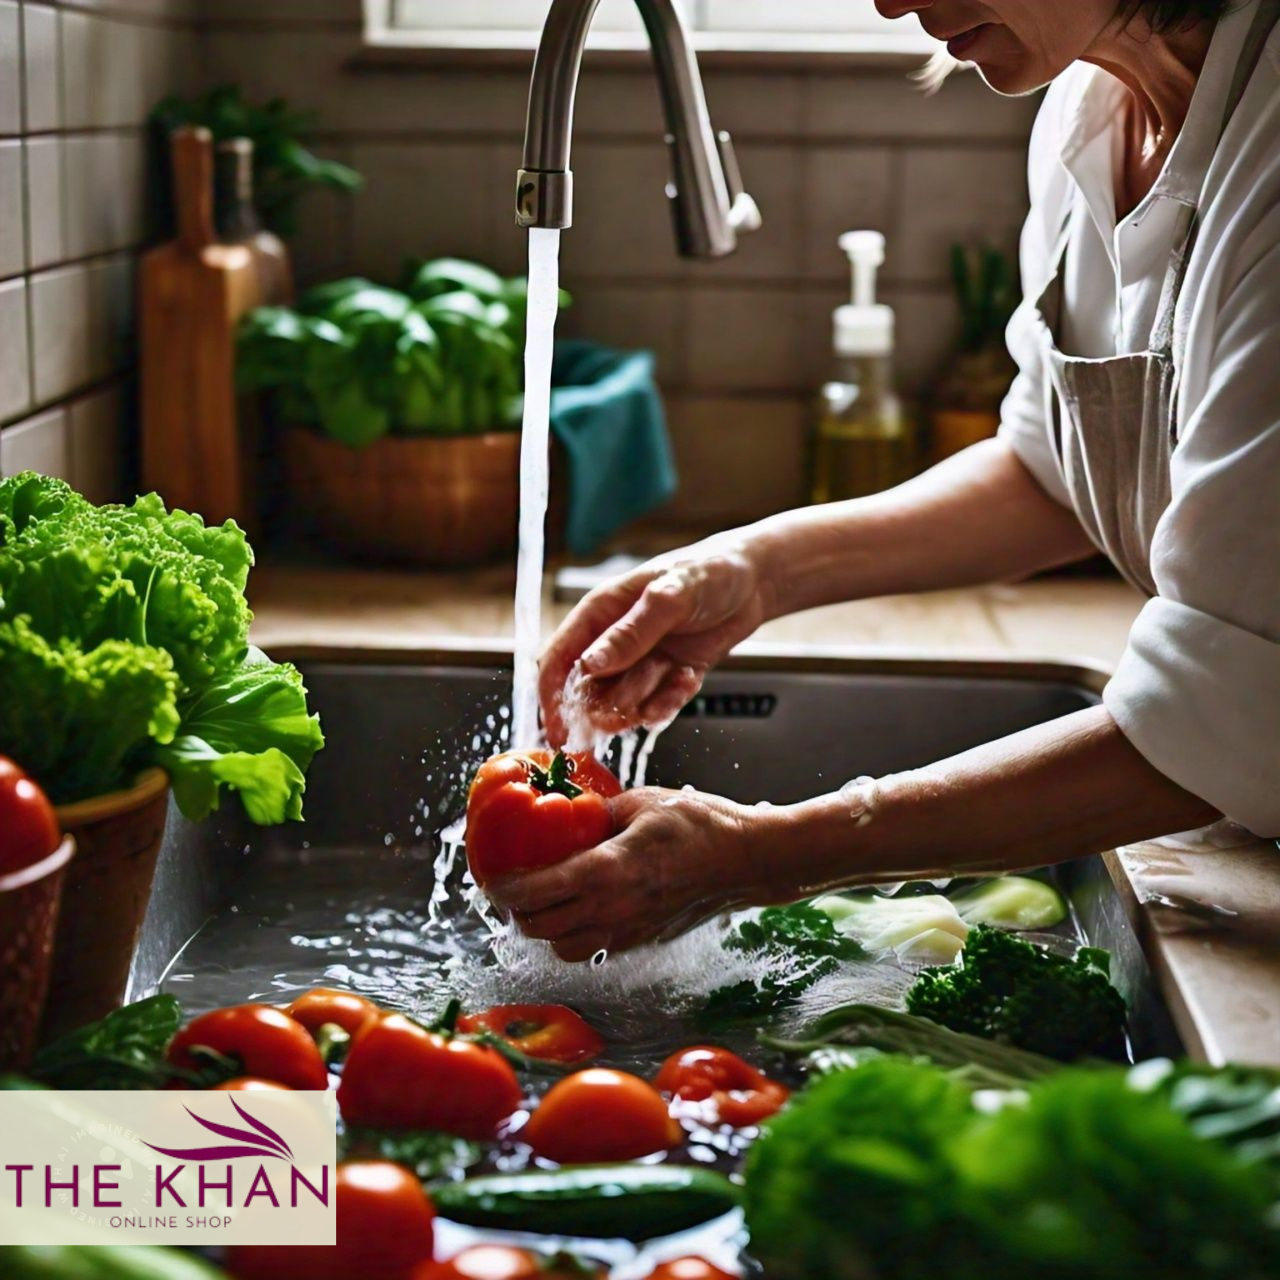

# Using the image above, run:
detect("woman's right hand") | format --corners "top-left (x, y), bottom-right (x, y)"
top-left (539, 538), bottom-right (772, 747)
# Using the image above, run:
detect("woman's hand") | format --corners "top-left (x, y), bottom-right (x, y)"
top-left (484, 788), bottom-right (759, 962)
top-left (538, 539), bottom-right (771, 747)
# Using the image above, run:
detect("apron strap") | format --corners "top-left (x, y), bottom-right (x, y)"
top-left (1150, 0), bottom-right (1280, 357)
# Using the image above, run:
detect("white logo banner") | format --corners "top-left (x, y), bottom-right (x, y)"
top-left (0, 1091), bottom-right (337, 1246)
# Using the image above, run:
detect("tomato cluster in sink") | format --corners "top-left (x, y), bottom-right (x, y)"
top-left (164, 988), bottom-right (786, 1280)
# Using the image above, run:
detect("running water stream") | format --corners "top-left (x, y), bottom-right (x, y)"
top-left (510, 228), bottom-right (563, 750)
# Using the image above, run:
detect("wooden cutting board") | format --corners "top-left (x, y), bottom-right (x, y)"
top-left (140, 126), bottom-right (262, 531)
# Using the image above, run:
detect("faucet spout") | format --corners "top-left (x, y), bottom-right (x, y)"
top-left (516, 0), bottom-right (761, 258)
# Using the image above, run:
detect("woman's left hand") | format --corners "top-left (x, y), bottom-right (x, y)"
top-left (484, 788), bottom-right (758, 962)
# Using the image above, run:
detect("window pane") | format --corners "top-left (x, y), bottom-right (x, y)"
top-left (701, 0), bottom-right (919, 35)
top-left (393, 0), bottom-right (680, 33)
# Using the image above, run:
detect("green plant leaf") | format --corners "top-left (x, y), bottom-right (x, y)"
top-left (152, 647), bottom-right (324, 824)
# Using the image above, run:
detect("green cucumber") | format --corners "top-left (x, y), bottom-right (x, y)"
top-left (432, 1163), bottom-right (741, 1240)
top-left (0, 1245), bottom-right (227, 1280)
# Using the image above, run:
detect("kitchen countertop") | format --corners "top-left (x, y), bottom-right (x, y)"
top-left (248, 558), bottom-right (1280, 1067)
top-left (248, 560), bottom-right (1145, 667)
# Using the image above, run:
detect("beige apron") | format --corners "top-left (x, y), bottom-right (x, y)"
top-left (1031, 0), bottom-right (1279, 597)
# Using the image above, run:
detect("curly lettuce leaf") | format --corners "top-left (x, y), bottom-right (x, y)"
top-left (0, 475), bottom-right (321, 820)
top-left (0, 616), bottom-right (179, 803)
top-left (0, 475), bottom-right (252, 689)
top-left (153, 648), bottom-right (324, 823)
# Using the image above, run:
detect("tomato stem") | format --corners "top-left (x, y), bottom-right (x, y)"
top-left (432, 998), bottom-right (463, 1038)
top-left (524, 751), bottom-right (585, 800)
top-left (314, 1021), bottom-right (351, 1066)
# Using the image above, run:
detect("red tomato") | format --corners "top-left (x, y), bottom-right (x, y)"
top-left (643, 1260), bottom-right (739, 1280)
top-left (412, 1245), bottom-right (602, 1280)
top-left (337, 1014), bottom-right (522, 1140)
top-left (167, 1005), bottom-right (329, 1090)
top-left (465, 750), bottom-right (619, 886)
top-left (208, 1077), bottom-right (291, 1092)
top-left (0, 756), bottom-right (61, 876)
top-left (456, 1004), bottom-right (604, 1065)
top-left (522, 1068), bottom-right (681, 1164)
top-left (653, 1046), bottom-right (789, 1128)
top-left (226, 1161), bottom-right (435, 1280)
top-left (286, 988), bottom-right (382, 1039)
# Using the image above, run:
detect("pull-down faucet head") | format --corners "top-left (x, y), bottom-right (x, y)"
top-left (516, 0), bottom-right (762, 258)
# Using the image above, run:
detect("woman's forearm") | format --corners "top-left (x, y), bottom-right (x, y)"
top-left (737, 705), bottom-right (1219, 901)
top-left (745, 439), bottom-right (1097, 620)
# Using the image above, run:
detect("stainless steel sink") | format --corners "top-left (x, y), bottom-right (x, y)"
top-left (128, 646), bottom-right (1181, 1062)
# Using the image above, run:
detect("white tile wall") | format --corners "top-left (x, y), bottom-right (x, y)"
top-left (60, 11), bottom-right (193, 132)
top-left (30, 264), bottom-right (92, 405)
top-left (63, 131), bottom-right (148, 258)
top-left (86, 254), bottom-right (136, 381)
top-left (800, 145), bottom-right (896, 281)
top-left (898, 145), bottom-right (1029, 285)
top-left (21, 4), bottom-right (61, 134)
top-left (2, 0), bottom-right (191, 522)
top-left (0, 279), bottom-right (32, 423)
top-left (686, 287), bottom-right (803, 393)
top-left (0, 139), bottom-right (25, 277)
top-left (0, 2), bottom-right (21, 135)
top-left (24, 137), bottom-right (65, 269)
top-left (350, 141), bottom-right (501, 283)
top-left (1, 407), bottom-right (70, 479)
top-left (68, 382), bottom-right (125, 502)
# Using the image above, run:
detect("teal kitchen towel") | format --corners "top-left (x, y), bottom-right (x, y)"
top-left (550, 339), bottom-right (678, 555)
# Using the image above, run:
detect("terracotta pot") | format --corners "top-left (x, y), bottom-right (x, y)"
top-left (0, 835), bottom-right (77, 1069)
top-left (282, 425), bottom-right (523, 566)
top-left (43, 768), bottom-right (171, 1039)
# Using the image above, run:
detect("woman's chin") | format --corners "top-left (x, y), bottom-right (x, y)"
top-left (971, 58), bottom-right (1049, 97)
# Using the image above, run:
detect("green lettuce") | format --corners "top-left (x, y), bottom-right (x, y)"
top-left (153, 649), bottom-right (324, 824)
top-left (0, 617), bottom-right (180, 805)
top-left (743, 1056), bottom-right (1280, 1280)
top-left (0, 473), bottom-right (322, 821)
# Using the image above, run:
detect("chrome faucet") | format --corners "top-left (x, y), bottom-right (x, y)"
top-left (516, 0), bottom-right (762, 258)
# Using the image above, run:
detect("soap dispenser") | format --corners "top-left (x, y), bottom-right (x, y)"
top-left (810, 231), bottom-right (915, 503)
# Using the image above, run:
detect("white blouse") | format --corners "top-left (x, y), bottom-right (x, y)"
top-left (999, 0), bottom-right (1280, 836)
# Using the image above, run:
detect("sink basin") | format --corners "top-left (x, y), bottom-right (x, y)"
top-left (128, 645), bottom-right (1180, 1062)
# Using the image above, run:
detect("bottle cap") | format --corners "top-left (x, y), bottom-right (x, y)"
top-left (835, 230), bottom-right (894, 357)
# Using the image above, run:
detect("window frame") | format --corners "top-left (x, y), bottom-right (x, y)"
top-left (363, 0), bottom-right (935, 61)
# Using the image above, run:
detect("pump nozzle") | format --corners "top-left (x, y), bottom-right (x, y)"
top-left (834, 230), bottom-right (893, 358)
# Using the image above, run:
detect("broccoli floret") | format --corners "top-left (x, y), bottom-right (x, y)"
top-left (905, 925), bottom-right (1127, 1061)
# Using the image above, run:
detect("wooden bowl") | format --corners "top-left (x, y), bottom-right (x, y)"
top-left (282, 425), bottom-right (523, 566)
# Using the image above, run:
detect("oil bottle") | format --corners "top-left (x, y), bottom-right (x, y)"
top-left (811, 231), bottom-right (915, 503)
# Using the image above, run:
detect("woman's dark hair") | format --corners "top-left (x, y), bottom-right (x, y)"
top-left (1122, 1), bottom-right (1233, 32)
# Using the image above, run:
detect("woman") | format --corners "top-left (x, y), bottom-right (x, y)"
top-left (491, 0), bottom-right (1280, 963)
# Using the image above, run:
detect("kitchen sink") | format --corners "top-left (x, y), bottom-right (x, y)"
top-left (127, 646), bottom-right (1181, 1063)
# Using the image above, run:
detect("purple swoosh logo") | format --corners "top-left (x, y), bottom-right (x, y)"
top-left (143, 1098), bottom-right (295, 1163)
top-left (142, 1144), bottom-right (286, 1162)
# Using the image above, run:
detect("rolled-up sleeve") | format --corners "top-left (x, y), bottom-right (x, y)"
top-left (1103, 229), bottom-right (1280, 835)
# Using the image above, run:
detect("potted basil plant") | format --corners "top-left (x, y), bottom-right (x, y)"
top-left (237, 259), bottom-right (570, 566)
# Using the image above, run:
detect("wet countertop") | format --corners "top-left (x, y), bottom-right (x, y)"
top-left (248, 557), bottom-right (1280, 1067)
